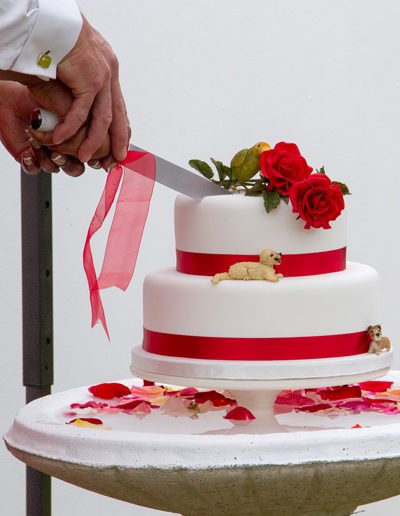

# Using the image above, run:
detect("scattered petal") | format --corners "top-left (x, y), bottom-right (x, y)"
top-left (67, 417), bottom-right (103, 428)
top-left (224, 406), bottom-right (256, 425)
top-left (319, 385), bottom-right (362, 401)
top-left (71, 401), bottom-right (108, 409)
top-left (358, 381), bottom-right (393, 393)
top-left (194, 390), bottom-right (236, 407)
top-left (88, 383), bottom-right (131, 399)
top-left (113, 399), bottom-right (151, 410)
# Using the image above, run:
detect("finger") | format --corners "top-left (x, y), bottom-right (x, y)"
top-left (88, 159), bottom-right (102, 169)
top-left (77, 85), bottom-right (113, 163)
top-left (29, 141), bottom-right (60, 173)
top-left (51, 94), bottom-right (94, 145)
top-left (100, 154), bottom-right (118, 171)
top-left (109, 79), bottom-right (130, 162)
top-left (20, 152), bottom-right (41, 175)
top-left (59, 156), bottom-right (85, 177)
top-left (28, 128), bottom-right (57, 147)
top-left (31, 125), bottom-right (88, 157)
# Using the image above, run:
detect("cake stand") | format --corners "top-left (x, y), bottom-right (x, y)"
top-left (132, 346), bottom-right (393, 431)
top-left (6, 370), bottom-right (400, 516)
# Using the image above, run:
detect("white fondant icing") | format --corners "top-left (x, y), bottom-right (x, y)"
top-left (143, 263), bottom-right (380, 338)
top-left (132, 347), bottom-right (392, 388)
top-left (175, 194), bottom-right (347, 255)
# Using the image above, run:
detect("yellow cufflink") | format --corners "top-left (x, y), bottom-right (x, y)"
top-left (37, 51), bottom-right (52, 69)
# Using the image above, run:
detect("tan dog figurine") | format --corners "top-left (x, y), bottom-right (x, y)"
top-left (367, 325), bottom-right (391, 354)
top-left (211, 249), bottom-right (283, 284)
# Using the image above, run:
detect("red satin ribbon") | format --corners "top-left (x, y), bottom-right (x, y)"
top-left (176, 247), bottom-right (346, 277)
top-left (143, 328), bottom-right (370, 360)
top-left (83, 151), bottom-right (156, 338)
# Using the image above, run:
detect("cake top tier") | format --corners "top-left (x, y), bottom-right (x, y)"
top-left (177, 141), bottom-right (349, 276)
top-left (175, 194), bottom-right (347, 256)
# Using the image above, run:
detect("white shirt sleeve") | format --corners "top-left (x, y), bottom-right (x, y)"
top-left (0, 0), bottom-right (82, 79)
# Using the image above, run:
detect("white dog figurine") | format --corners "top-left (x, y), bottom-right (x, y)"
top-left (367, 325), bottom-right (391, 355)
top-left (211, 249), bottom-right (283, 284)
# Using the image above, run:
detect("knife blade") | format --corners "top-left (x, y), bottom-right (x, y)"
top-left (129, 144), bottom-right (232, 199)
top-left (30, 108), bottom-right (232, 199)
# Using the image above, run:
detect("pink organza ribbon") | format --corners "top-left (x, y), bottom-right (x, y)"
top-left (83, 150), bottom-right (156, 338)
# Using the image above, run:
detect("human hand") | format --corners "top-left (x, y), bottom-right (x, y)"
top-left (52, 16), bottom-right (130, 164)
top-left (0, 81), bottom-right (85, 177)
top-left (28, 79), bottom-right (112, 165)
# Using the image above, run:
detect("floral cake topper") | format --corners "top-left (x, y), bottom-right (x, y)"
top-left (189, 142), bottom-right (350, 229)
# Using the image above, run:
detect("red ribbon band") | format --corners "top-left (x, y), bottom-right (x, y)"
top-left (143, 328), bottom-right (370, 361)
top-left (176, 247), bottom-right (346, 277)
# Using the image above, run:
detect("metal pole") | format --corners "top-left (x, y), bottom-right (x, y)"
top-left (21, 169), bottom-right (54, 516)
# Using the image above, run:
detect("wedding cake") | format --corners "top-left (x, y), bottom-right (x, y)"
top-left (131, 142), bottom-right (393, 388)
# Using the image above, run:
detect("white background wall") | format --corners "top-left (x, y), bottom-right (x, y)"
top-left (1, 1), bottom-right (400, 514)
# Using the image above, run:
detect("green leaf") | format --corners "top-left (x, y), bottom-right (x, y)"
top-left (211, 158), bottom-right (226, 182)
top-left (316, 166), bottom-right (326, 175)
top-left (263, 190), bottom-right (281, 213)
top-left (188, 160), bottom-right (214, 179)
top-left (281, 195), bottom-right (289, 204)
top-left (245, 181), bottom-right (265, 196)
top-left (210, 158), bottom-right (233, 181)
top-left (224, 165), bottom-right (233, 180)
top-left (332, 181), bottom-right (351, 195)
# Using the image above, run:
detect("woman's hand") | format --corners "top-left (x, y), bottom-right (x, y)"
top-left (0, 81), bottom-right (86, 176)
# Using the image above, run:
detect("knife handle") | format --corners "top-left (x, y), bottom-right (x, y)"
top-left (31, 109), bottom-right (59, 132)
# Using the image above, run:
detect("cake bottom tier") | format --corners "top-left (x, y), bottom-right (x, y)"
top-left (131, 346), bottom-right (393, 389)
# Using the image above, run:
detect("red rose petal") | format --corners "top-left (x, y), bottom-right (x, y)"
top-left (71, 401), bottom-right (109, 409)
top-left (358, 381), bottom-right (393, 393)
top-left (113, 399), bottom-right (151, 410)
top-left (88, 383), bottom-right (131, 399)
top-left (194, 390), bottom-right (236, 407)
top-left (319, 386), bottom-right (362, 401)
top-left (224, 406), bottom-right (256, 421)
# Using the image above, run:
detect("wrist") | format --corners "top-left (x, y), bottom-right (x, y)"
top-left (0, 70), bottom-right (44, 87)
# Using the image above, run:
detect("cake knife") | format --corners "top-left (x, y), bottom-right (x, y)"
top-left (31, 109), bottom-right (232, 199)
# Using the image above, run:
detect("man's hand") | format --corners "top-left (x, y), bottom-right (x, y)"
top-left (0, 82), bottom-right (86, 177)
top-left (28, 79), bottom-right (111, 162)
top-left (53, 16), bottom-right (130, 164)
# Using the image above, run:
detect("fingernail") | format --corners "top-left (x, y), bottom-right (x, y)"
top-left (23, 156), bottom-right (33, 167)
top-left (51, 153), bottom-right (66, 166)
top-left (88, 160), bottom-right (101, 169)
top-left (29, 138), bottom-right (41, 150)
top-left (25, 128), bottom-right (33, 138)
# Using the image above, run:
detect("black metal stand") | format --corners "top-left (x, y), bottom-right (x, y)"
top-left (21, 170), bottom-right (53, 516)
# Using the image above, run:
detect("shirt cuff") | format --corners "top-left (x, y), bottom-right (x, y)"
top-left (10, 0), bottom-right (82, 80)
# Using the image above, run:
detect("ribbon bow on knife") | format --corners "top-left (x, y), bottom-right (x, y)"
top-left (32, 109), bottom-right (231, 338)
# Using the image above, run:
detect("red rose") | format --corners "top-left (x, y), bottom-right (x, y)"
top-left (289, 174), bottom-right (345, 229)
top-left (260, 142), bottom-right (313, 195)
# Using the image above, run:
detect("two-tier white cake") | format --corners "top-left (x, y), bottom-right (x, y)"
top-left (132, 194), bottom-right (392, 389)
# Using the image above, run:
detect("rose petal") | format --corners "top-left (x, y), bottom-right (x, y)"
top-left (358, 381), bottom-right (393, 393)
top-left (67, 417), bottom-right (103, 426)
top-left (88, 383), bottom-right (131, 399)
top-left (194, 390), bottom-right (236, 407)
top-left (224, 406), bottom-right (256, 423)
